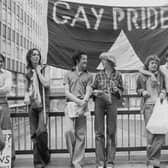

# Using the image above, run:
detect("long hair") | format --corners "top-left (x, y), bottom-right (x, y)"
top-left (144, 54), bottom-right (160, 71)
top-left (26, 48), bottom-right (41, 69)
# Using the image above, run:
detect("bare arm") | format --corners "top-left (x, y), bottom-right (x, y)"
top-left (83, 75), bottom-right (93, 102)
top-left (139, 68), bottom-right (153, 76)
top-left (36, 65), bottom-right (49, 87)
top-left (83, 85), bottom-right (93, 102)
top-left (139, 68), bottom-right (157, 79)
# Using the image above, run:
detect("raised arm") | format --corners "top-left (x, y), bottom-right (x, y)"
top-left (36, 65), bottom-right (49, 87)
top-left (139, 68), bottom-right (157, 81)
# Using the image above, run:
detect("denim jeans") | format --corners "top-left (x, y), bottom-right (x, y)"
top-left (94, 95), bottom-right (118, 167)
top-left (144, 104), bottom-right (165, 167)
top-left (29, 106), bottom-right (50, 167)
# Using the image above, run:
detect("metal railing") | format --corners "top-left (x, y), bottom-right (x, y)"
top-left (8, 95), bottom-right (168, 158)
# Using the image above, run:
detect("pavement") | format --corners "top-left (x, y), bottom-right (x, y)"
top-left (14, 153), bottom-right (168, 168)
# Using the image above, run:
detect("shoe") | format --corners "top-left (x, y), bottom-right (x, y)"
top-left (106, 162), bottom-right (115, 168)
top-left (34, 164), bottom-right (45, 168)
top-left (153, 166), bottom-right (160, 168)
top-left (106, 164), bottom-right (114, 168)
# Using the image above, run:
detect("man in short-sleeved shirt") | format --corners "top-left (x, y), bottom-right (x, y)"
top-left (64, 70), bottom-right (92, 99)
top-left (63, 51), bottom-right (92, 168)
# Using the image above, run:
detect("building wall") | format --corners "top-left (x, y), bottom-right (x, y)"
top-left (0, 0), bottom-right (47, 96)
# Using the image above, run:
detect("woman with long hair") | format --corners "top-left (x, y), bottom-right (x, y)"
top-left (24, 48), bottom-right (50, 168)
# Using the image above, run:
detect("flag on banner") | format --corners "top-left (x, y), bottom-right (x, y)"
top-left (47, 0), bottom-right (168, 72)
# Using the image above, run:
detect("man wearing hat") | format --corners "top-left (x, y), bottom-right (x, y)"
top-left (90, 52), bottom-right (123, 168)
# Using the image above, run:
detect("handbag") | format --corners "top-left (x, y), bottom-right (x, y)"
top-left (146, 98), bottom-right (168, 134)
top-left (24, 92), bottom-right (43, 110)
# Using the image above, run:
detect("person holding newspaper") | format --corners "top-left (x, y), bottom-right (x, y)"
top-left (24, 48), bottom-right (50, 168)
top-left (63, 51), bottom-right (93, 168)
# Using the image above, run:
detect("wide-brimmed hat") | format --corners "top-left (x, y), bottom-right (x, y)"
top-left (99, 52), bottom-right (116, 66)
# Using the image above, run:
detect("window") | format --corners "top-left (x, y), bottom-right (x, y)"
top-left (26, 14), bottom-right (29, 25)
top-left (12, 30), bottom-right (15, 42)
top-left (27, 39), bottom-right (29, 49)
top-left (8, 0), bottom-right (11, 10)
top-left (16, 32), bottom-right (19, 45)
top-left (19, 5), bottom-right (21, 19)
top-left (20, 35), bottom-right (23, 47)
top-left (16, 5), bottom-right (19, 17)
top-left (2, 24), bottom-right (6, 38)
top-left (33, 19), bottom-right (35, 30)
top-left (3, 0), bottom-right (7, 8)
top-left (13, 2), bottom-right (16, 14)
top-left (24, 37), bottom-right (26, 48)
top-left (35, 23), bottom-right (37, 33)
top-left (30, 41), bottom-right (32, 49)
top-left (24, 12), bottom-right (26, 23)
top-left (30, 17), bottom-right (32, 28)
top-left (7, 27), bottom-right (11, 41)
top-left (27, 15), bottom-right (29, 26)
top-left (39, 4), bottom-right (42, 15)
top-left (29, 0), bottom-right (32, 8)
top-left (0, 22), bottom-right (1, 36)
top-left (15, 31), bottom-right (17, 43)
top-left (21, 9), bottom-right (23, 21)
top-left (11, 1), bottom-right (14, 12)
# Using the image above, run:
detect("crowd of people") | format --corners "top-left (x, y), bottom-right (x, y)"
top-left (0, 49), bottom-right (168, 168)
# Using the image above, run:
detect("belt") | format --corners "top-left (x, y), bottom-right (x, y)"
top-left (67, 97), bottom-right (83, 102)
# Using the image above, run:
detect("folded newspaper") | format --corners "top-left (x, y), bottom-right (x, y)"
top-left (65, 102), bottom-right (89, 118)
